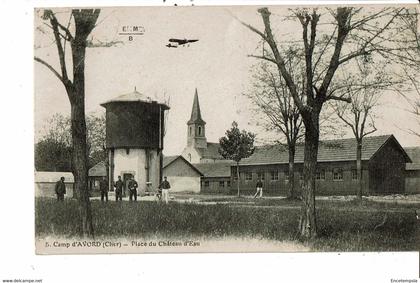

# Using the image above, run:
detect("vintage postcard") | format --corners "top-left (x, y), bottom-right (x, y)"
top-left (34, 4), bottom-right (420, 254)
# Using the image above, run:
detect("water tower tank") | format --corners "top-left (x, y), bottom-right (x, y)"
top-left (101, 89), bottom-right (169, 194)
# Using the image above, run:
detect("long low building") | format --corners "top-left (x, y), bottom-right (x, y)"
top-left (88, 161), bottom-right (107, 191)
top-left (162, 156), bottom-right (232, 193)
top-left (35, 171), bottom-right (75, 198)
top-left (194, 162), bottom-right (232, 194)
top-left (404, 147), bottom-right (420, 194)
top-left (163, 155), bottom-right (203, 193)
top-left (232, 135), bottom-right (413, 196)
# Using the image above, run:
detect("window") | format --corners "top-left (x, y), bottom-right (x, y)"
top-left (219, 181), bottom-right (225, 187)
top-left (352, 169), bottom-right (358, 180)
top-left (227, 181), bottom-right (231, 187)
top-left (316, 169), bottom-right (326, 180)
top-left (333, 168), bottom-right (343, 181)
top-left (257, 172), bottom-right (265, 181)
top-left (189, 126), bottom-right (192, 136)
top-left (245, 172), bottom-right (253, 181)
top-left (198, 126), bottom-right (202, 136)
top-left (204, 181), bottom-right (209, 187)
top-left (270, 171), bottom-right (279, 181)
top-left (284, 171), bottom-right (289, 182)
top-left (188, 153), bottom-right (192, 162)
top-left (232, 168), bottom-right (238, 180)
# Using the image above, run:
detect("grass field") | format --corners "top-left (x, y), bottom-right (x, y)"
top-left (35, 197), bottom-right (419, 251)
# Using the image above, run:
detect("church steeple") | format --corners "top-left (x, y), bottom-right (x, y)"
top-left (187, 88), bottom-right (207, 148)
top-left (188, 88), bottom-right (206, 125)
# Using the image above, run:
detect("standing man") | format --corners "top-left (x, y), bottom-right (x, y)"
top-left (128, 176), bottom-right (138, 201)
top-left (99, 176), bottom-right (109, 202)
top-left (114, 176), bottom-right (123, 201)
top-left (55, 176), bottom-right (66, 201)
top-left (159, 176), bottom-right (171, 204)
top-left (254, 177), bottom-right (263, 198)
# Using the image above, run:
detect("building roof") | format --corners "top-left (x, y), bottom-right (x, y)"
top-left (35, 171), bottom-right (74, 183)
top-left (101, 89), bottom-right (169, 109)
top-left (404, 147), bottom-right (420, 170)
top-left (163, 156), bottom-right (179, 168)
top-left (193, 162), bottom-right (233, 178)
top-left (187, 89), bottom-right (206, 125)
top-left (163, 155), bottom-right (203, 175)
top-left (239, 135), bottom-right (409, 166)
top-left (197, 142), bottom-right (225, 160)
top-left (88, 161), bottom-right (107, 177)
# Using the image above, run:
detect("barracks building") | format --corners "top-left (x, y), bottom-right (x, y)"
top-left (232, 135), bottom-right (415, 196)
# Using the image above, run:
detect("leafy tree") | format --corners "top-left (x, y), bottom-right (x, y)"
top-left (35, 138), bottom-right (72, 172)
top-left (219, 122), bottom-right (255, 196)
top-left (37, 112), bottom-right (106, 169)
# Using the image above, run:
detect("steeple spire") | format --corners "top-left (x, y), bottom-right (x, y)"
top-left (188, 88), bottom-right (206, 125)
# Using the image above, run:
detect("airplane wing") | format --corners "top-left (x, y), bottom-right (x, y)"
top-left (169, 38), bottom-right (186, 44)
top-left (168, 38), bottom-right (199, 46)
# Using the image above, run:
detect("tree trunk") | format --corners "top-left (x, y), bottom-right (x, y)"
top-left (236, 162), bottom-right (240, 197)
top-left (356, 141), bottom-right (363, 200)
top-left (288, 144), bottom-right (296, 199)
top-left (299, 116), bottom-right (319, 239)
top-left (71, 36), bottom-right (94, 238)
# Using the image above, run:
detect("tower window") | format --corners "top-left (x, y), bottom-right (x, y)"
top-left (189, 126), bottom-right (192, 136)
top-left (198, 126), bottom-right (202, 136)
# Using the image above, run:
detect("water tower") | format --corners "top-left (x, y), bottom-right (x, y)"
top-left (101, 88), bottom-right (169, 195)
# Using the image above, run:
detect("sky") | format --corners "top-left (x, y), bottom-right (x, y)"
top-left (34, 5), bottom-right (420, 155)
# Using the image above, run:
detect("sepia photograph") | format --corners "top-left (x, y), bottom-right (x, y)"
top-left (33, 4), bottom-right (420, 255)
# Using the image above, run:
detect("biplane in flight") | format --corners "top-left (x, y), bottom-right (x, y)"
top-left (166, 38), bottom-right (199, 48)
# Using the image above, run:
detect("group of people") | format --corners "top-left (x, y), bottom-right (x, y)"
top-left (99, 175), bottom-right (134, 202)
top-left (55, 175), bottom-right (172, 204)
top-left (55, 175), bottom-right (262, 201)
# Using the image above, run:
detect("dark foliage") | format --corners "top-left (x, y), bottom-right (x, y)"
top-left (35, 138), bottom-right (72, 171)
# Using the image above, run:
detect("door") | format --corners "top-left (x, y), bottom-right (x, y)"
top-left (123, 173), bottom-right (133, 197)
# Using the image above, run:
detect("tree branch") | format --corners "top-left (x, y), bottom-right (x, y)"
top-left (327, 95), bottom-right (351, 103)
top-left (338, 8), bottom-right (404, 66)
top-left (318, 7), bottom-right (352, 99)
top-left (34, 56), bottom-right (66, 84)
top-left (47, 10), bottom-right (71, 86)
top-left (256, 8), bottom-right (306, 114)
top-left (336, 108), bottom-right (357, 136)
top-left (52, 12), bottom-right (74, 42)
top-left (248, 54), bottom-right (277, 64)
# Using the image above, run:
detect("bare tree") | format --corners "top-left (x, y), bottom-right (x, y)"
top-left (247, 55), bottom-right (304, 199)
top-left (401, 74), bottom-right (420, 138)
top-left (393, 9), bottom-right (420, 138)
top-left (34, 9), bottom-right (101, 237)
top-left (333, 59), bottom-right (392, 200)
top-left (243, 7), bottom-right (420, 238)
